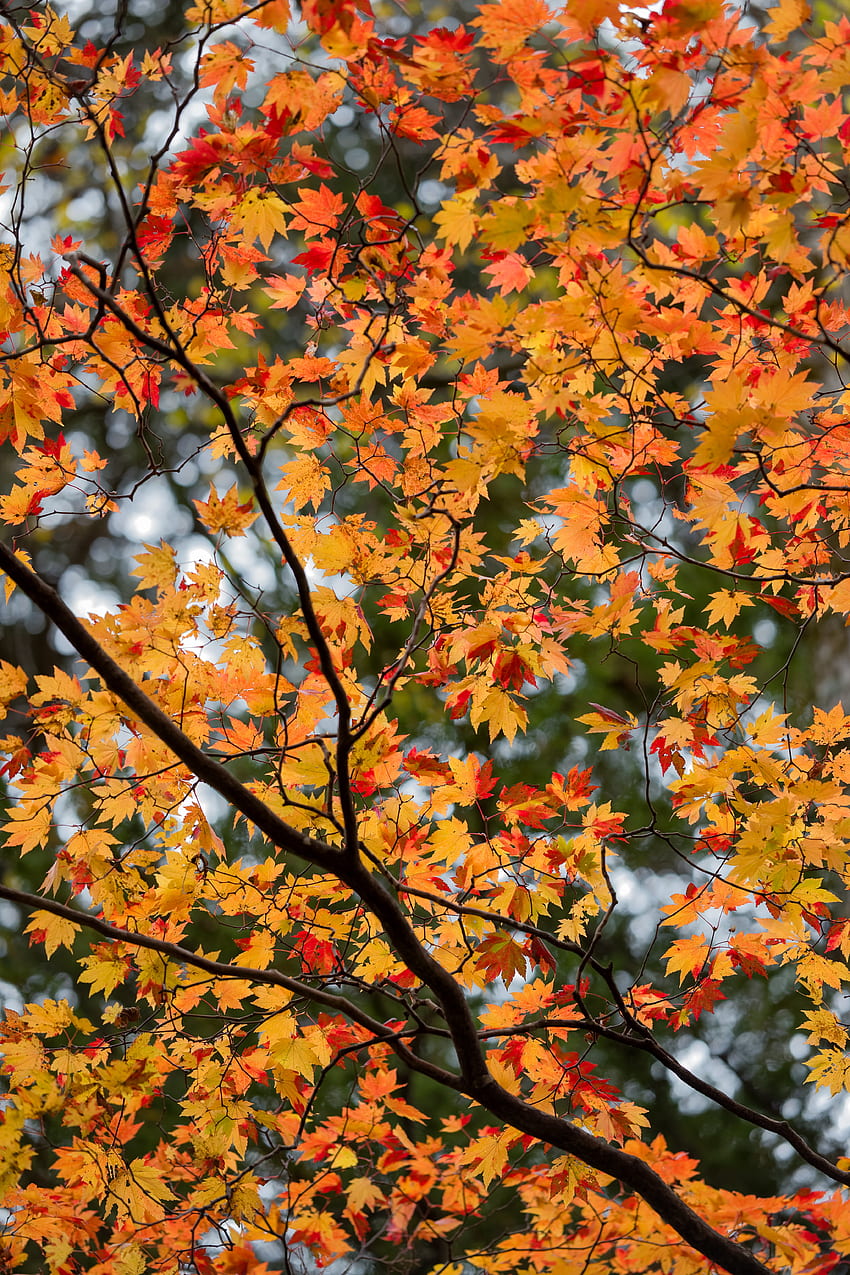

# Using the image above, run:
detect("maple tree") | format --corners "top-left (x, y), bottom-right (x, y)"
top-left (1, 0), bottom-right (850, 1270)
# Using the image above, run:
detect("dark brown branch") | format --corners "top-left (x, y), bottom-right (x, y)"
top-left (401, 858), bottom-right (849, 1186)
top-left (0, 541), bottom-right (774, 1275)
top-left (399, 875), bottom-right (849, 1186)
top-left (635, 1030), bottom-right (850, 1187)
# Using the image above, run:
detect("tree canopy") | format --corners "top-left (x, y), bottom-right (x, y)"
top-left (0, 0), bottom-right (849, 1272)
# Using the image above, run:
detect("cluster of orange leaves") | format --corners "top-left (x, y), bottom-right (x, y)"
top-left (0, 0), bottom-right (848, 1270)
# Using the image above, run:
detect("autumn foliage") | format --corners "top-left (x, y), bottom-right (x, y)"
top-left (1, 0), bottom-right (850, 1270)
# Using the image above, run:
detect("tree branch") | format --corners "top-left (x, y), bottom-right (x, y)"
top-left (0, 541), bottom-right (776, 1275)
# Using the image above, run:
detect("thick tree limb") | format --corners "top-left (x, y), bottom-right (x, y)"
top-left (0, 540), bottom-right (773, 1275)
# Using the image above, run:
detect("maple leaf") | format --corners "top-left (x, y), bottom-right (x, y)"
top-left (433, 192), bottom-right (478, 253)
top-left (473, 0), bottom-right (554, 56)
top-left (289, 184), bottom-right (345, 237)
top-left (255, 0), bottom-right (292, 30)
top-left (403, 747), bottom-right (452, 786)
top-left (194, 484), bottom-right (258, 536)
top-left (475, 933), bottom-right (528, 986)
top-left (264, 273), bottom-right (307, 309)
top-left (439, 754), bottom-right (497, 806)
top-left (345, 1175), bottom-right (386, 1216)
top-left (577, 704), bottom-right (638, 751)
top-left (664, 936), bottom-right (710, 984)
top-left (263, 69), bottom-right (343, 132)
top-left (483, 251), bottom-right (534, 296)
top-left (198, 42), bottom-right (254, 103)
top-left (3, 803), bottom-right (52, 855)
top-left (764, 0), bottom-right (809, 40)
top-left (470, 686), bottom-right (527, 742)
top-left (25, 908), bottom-right (78, 957)
top-left (704, 590), bottom-right (755, 628)
top-left (276, 453), bottom-right (331, 510)
top-left (0, 660), bottom-right (28, 708)
top-left (231, 188), bottom-right (288, 250)
top-left (132, 542), bottom-right (178, 594)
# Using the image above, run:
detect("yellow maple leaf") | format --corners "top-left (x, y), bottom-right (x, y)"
top-left (802, 1008), bottom-right (848, 1049)
top-left (194, 483), bottom-right (258, 536)
top-left (470, 685), bottom-right (527, 742)
top-left (806, 1049), bottom-right (850, 1095)
top-left (346, 1176), bottom-right (386, 1215)
top-left (25, 909), bottom-right (78, 958)
top-left (764, 0), bottom-right (809, 40)
top-left (270, 1035), bottom-right (322, 1080)
top-left (132, 541), bottom-right (178, 593)
top-left (440, 754), bottom-right (492, 806)
top-left (3, 803), bottom-right (52, 855)
top-left (480, 199), bottom-right (535, 253)
top-left (276, 453), bottom-right (331, 510)
top-left (704, 590), bottom-right (754, 628)
top-left (460, 1130), bottom-right (516, 1187)
top-left (663, 935), bottom-right (709, 984)
top-left (233, 928), bottom-right (276, 969)
top-left (0, 659), bottom-right (28, 706)
top-left (110, 1158), bottom-right (176, 1223)
top-left (433, 192), bottom-right (479, 253)
top-left (231, 189), bottom-right (288, 251)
